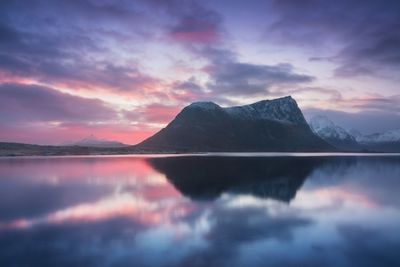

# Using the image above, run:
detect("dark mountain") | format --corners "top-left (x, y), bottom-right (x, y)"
top-left (137, 96), bottom-right (333, 152)
top-left (148, 156), bottom-right (327, 202)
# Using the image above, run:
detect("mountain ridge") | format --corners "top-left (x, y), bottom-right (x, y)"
top-left (3, 96), bottom-right (400, 156)
top-left (309, 115), bottom-right (400, 152)
top-left (137, 96), bottom-right (334, 152)
top-left (62, 134), bottom-right (128, 148)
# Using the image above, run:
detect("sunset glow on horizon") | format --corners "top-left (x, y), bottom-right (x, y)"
top-left (1, 0), bottom-right (399, 145)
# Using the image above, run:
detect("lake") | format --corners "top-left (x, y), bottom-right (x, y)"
top-left (0, 154), bottom-right (399, 267)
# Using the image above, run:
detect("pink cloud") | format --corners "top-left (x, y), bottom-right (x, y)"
top-left (0, 122), bottom-right (157, 145)
top-left (170, 30), bottom-right (220, 44)
top-left (124, 104), bottom-right (181, 125)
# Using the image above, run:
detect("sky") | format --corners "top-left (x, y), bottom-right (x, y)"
top-left (0, 0), bottom-right (399, 145)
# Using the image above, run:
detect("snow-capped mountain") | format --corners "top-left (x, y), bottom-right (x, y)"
top-left (309, 115), bottom-right (400, 152)
top-left (309, 115), bottom-right (360, 150)
top-left (63, 135), bottom-right (127, 148)
top-left (136, 96), bottom-right (333, 152)
top-left (354, 129), bottom-right (400, 152)
top-left (348, 129), bottom-right (363, 140)
top-left (224, 96), bottom-right (308, 125)
top-left (356, 129), bottom-right (400, 143)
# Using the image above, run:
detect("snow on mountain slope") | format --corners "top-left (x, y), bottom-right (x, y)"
top-left (223, 96), bottom-right (307, 125)
top-left (348, 129), bottom-right (362, 140)
top-left (309, 115), bottom-right (356, 141)
top-left (357, 129), bottom-right (400, 143)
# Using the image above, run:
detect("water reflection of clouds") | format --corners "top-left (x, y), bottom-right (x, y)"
top-left (303, 157), bottom-right (400, 208)
top-left (0, 157), bottom-right (158, 184)
top-left (0, 156), bottom-right (400, 267)
top-left (0, 189), bottom-right (197, 231)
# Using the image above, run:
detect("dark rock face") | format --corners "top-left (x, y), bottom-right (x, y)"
top-left (137, 96), bottom-right (333, 152)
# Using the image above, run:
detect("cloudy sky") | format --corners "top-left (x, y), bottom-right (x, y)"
top-left (0, 0), bottom-right (399, 145)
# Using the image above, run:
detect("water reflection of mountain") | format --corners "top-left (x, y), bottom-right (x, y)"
top-left (148, 156), bottom-right (326, 202)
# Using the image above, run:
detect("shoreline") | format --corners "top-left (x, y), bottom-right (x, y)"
top-left (1, 142), bottom-right (399, 157)
top-left (1, 151), bottom-right (400, 159)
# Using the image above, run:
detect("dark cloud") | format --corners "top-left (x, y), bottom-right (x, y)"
top-left (173, 78), bottom-right (204, 93)
top-left (0, 19), bottom-right (158, 92)
top-left (0, 83), bottom-right (117, 124)
top-left (179, 45), bottom-right (315, 97)
top-left (198, 47), bottom-right (236, 65)
top-left (268, 0), bottom-right (400, 76)
top-left (0, 0), bottom-right (230, 97)
top-left (157, 3), bottom-right (315, 98)
top-left (206, 59), bottom-right (314, 96)
top-left (351, 95), bottom-right (400, 114)
top-left (0, 0), bottom-right (163, 93)
top-left (166, 0), bottom-right (224, 44)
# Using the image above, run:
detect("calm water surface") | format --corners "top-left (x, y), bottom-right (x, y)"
top-left (0, 154), bottom-right (399, 267)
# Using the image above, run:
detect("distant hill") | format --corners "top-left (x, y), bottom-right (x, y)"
top-left (0, 142), bottom-right (132, 157)
top-left (136, 96), bottom-right (333, 152)
top-left (62, 134), bottom-right (128, 148)
top-left (309, 116), bottom-right (400, 152)
top-left (356, 129), bottom-right (400, 152)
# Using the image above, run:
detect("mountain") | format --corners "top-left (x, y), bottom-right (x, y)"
top-left (136, 96), bottom-right (333, 152)
top-left (63, 135), bottom-right (128, 148)
top-left (356, 129), bottom-right (400, 152)
top-left (309, 115), bottom-right (360, 151)
top-left (310, 116), bottom-right (400, 152)
top-left (356, 129), bottom-right (400, 143)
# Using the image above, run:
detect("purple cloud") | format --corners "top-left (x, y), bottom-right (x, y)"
top-left (0, 83), bottom-right (117, 124)
top-left (266, 0), bottom-right (400, 76)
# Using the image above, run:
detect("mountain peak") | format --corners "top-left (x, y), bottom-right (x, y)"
top-left (80, 134), bottom-right (98, 142)
top-left (271, 95), bottom-right (294, 102)
top-left (251, 95), bottom-right (295, 106)
top-left (188, 101), bottom-right (220, 110)
top-left (183, 96), bottom-right (306, 125)
top-left (224, 96), bottom-right (307, 125)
